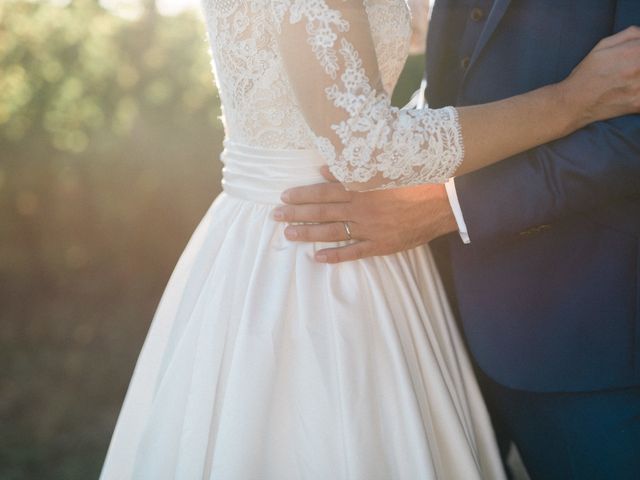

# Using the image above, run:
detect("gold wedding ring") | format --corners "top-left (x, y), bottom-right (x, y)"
top-left (343, 221), bottom-right (353, 241)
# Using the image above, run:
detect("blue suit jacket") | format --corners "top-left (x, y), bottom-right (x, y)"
top-left (426, 0), bottom-right (640, 392)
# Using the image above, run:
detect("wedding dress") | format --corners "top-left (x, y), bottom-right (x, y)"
top-left (99, 1), bottom-right (507, 478)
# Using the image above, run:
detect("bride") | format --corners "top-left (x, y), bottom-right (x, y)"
top-left (99, 1), bottom-right (640, 478)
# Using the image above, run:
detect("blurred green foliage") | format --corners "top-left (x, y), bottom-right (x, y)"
top-left (0, 1), bottom-right (423, 478)
top-left (0, 1), bottom-right (222, 478)
top-left (0, 0), bottom-right (221, 151)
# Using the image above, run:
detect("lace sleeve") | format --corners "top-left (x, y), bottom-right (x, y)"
top-left (272, 0), bottom-right (464, 191)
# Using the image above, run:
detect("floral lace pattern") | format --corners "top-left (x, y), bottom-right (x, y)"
top-left (200, 0), bottom-right (464, 188)
top-left (316, 35), bottom-right (463, 186)
top-left (201, 0), bottom-right (314, 149)
top-left (365, 0), bottom-right (413, 94)
top-left (273, 0), bottom-right (351, 79)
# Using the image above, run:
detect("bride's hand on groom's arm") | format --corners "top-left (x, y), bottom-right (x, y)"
top-left (272, 167), bottom-right (458, 264)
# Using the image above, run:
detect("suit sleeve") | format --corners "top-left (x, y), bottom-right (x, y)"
top-left (454, 115), bottom-right (640, 244)
top-left (453, 3), bottom-right (640, 245)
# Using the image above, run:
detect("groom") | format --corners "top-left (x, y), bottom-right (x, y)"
top-left (273, 1), bottom-right (640, 478)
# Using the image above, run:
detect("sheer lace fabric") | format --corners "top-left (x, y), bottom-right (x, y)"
top-left (202, 0), bottom-right (315, 149)
top-left (201, 0), bottom-right (465, 190)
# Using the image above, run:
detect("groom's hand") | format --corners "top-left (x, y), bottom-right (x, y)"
top-left (272, 167), bottom-right (458, 263)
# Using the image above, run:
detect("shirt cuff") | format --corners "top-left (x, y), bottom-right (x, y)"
top-left (445, 177), bottom-right (471, 244)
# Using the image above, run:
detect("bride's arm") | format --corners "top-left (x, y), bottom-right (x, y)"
top-left (274, 0), bottom-right (640, 191)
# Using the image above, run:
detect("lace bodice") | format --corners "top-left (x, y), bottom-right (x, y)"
top-left (200, 0), bottom-right (464, 189)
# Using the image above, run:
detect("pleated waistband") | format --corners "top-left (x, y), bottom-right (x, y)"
top-left (220, 140), bottom-right (327, 204)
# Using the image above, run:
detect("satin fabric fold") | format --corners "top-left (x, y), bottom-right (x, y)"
top-left (99, 144), bottom-right (506, 480)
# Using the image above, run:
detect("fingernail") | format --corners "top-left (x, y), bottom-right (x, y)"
top-left (316, 254), bottom-right (327, 263)
top-left (285, 228), bottom-right (298, 239)
top-left (280, 191), bottom-right (290, 202)
top-left (273, 209), bottom-right (284, 220)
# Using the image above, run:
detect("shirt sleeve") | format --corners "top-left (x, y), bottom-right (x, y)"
top-left (272, 0), bottom-right (465, 191)
top-left (445, 177), bottom-right (471, 244)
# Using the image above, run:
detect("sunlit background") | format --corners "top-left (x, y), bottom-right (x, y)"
top-left (0, 1), bottom-right (425, 478)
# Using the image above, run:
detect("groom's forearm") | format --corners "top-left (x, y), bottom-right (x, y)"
top-left (454, 114), bottom-right (640, 245)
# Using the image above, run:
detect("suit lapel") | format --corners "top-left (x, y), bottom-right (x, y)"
top-left (466, 0), bottom-right (512, 71)
top-left (425, 0), bottom-right (453, 89)
top-left (426, 0), bottom-right (513, 100)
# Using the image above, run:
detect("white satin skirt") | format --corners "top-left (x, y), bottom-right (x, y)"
top-left (99, 141), bottom-right (506, 480)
